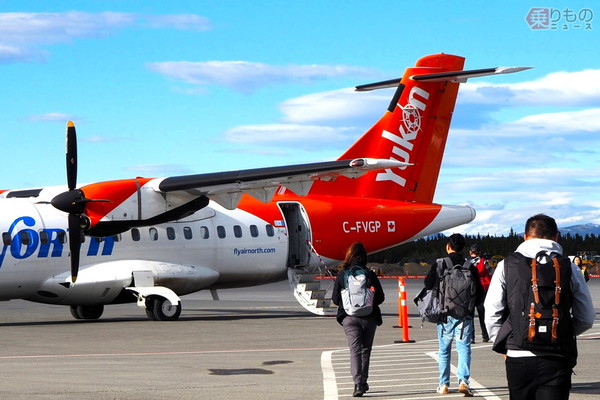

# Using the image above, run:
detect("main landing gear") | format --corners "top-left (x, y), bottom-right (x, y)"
top-left (70, 304), bottom-right (104, 320)
top-left (145, 296), bottom-right (182, 321)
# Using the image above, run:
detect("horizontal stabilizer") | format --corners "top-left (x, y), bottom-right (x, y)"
top-left (355, 66), bottom-right (532, 91)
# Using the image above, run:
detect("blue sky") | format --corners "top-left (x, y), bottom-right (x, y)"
top-left (1, 1), bottom-right (599, 236)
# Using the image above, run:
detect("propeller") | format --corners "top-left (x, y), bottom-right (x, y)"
top-left (50, 121), bottom-right (89, 283)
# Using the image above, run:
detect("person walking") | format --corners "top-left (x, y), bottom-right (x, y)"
top-left (573, 256), bottom-right (590, 282)
top-left (485, 214), bottom-right (595, 400)
top-left (469, 243), bottom-right (491, 343)
top-left (332, 242), bottom-right (385, 397)
top-left (424, 234), bottom-right (484, 396)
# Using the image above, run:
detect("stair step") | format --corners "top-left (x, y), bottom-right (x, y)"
top-left (288, 268), bottom-right (335, 316)
top-left (296, 288), bottom-right (327, 301)
top-left (296, 282), bottom-right (321, 291)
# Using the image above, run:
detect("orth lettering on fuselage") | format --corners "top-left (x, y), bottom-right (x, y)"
top-left (0, 216), bottom-right (115, 269)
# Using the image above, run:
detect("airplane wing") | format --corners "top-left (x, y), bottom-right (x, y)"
top-left (152, 157), bottom-right (409, 209)
top-left (67, 157), bottom-right (410, 237)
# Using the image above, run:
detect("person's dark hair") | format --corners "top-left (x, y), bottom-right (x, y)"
top-left (447, 233), bottom-right (465, 252)
top-left (341, 242), bottom-right (368, 269)
top-left (470, 243), bottom-right (481, 254)
top-left (525, 214), bottom-right (558, 239)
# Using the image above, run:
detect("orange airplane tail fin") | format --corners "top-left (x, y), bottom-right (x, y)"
top-left (310, 53), bottom-right (466, 204)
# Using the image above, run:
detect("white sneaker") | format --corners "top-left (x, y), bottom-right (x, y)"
top-left (436, 384), bottom-right (449, 394)
top-left (458, 381), bottom-right (474, 397)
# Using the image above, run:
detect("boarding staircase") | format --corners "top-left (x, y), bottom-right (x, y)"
top-left (287, 241), bottom-right (337, 316)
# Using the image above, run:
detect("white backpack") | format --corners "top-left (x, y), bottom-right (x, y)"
top-left (341, 266), bottom-right (375, 316)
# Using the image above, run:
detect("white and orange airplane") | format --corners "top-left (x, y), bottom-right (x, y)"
top-left (0, 54), bottom-right (528, 321)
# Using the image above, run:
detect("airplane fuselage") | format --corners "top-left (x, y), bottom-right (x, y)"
top-left (0, 194), bottom-right (290, 305)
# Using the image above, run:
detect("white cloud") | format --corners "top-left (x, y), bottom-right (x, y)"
top-left (142, 14), bottom-right (211, 31)
top-left (146, 61), bottom-right (377, 93)
top-left (125, 163), bottom-right (193, 176)
top-left (279, 88), bottom-right (391, 124)
top-left (451, 108), bottom-right (600, 139)
top-left (0, 12), bottom-right (134, 44)
top-left (459, 69), bottom-right (600, 106)
top-left (224, 123), bottom-right (356, 149)
top-left (27, 113), bottom-right (77, 122)
top-left (0, 12), bottom-right (211, 63)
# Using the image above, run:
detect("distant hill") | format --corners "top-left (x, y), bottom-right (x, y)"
top-left (559, 223), bottom-right (600, 236)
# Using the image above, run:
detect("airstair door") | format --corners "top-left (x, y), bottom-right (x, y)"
top-left (279, 202), bottom-right (336, 316)
top-left (278, 202), bottom-right (312, 268)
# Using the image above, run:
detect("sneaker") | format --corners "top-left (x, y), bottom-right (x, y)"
top-left (458, 381), bottom-right (474, 397)
top-left (436, 384), bottom-right (449, 394)
top-left (353, 384), bottom-right (364, 397)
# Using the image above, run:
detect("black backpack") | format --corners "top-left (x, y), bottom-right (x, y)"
top-left (439, 257), bottom-right (476, 320)
top-left (504, 252), bottom-right (575, 356)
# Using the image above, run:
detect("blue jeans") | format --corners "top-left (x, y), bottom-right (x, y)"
top-left (437, 316), bottom-right (473, 386)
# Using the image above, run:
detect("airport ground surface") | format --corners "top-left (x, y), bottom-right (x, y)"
top-left (0, 278), bottom-right (598, 400)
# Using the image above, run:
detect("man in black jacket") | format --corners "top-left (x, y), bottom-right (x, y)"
top-left (485, 214), bottom-right (594, 399)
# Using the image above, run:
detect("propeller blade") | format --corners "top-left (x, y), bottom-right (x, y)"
top-left (68, 213), bottom-right (82, 283)
top-left (66, 121), bottom-right (77, 191)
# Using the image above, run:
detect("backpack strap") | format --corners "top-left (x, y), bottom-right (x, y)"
top-left (462, 259), bottom-right (472, 270)
top-left (551, 256), bottom-right (561, 342)
top-left (553, 257), bottom-right (561, 305)
top-left (531, 257), bottom-right (540, 304)
top-left (435, 258), bottom-right (448, 285)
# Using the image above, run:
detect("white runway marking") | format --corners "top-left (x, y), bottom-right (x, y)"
top-left (323, 340), bottom-right (501, 399)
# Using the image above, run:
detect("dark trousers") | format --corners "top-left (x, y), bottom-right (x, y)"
top-left (474, 304), bottom-right (489, 341)
top-left (342, 315), bottom-right (378, 385)
top-left (506, 356), bottom-right (572, 400)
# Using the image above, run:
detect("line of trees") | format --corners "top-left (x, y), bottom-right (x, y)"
top-left (368, 231), bottom-right (600, 265)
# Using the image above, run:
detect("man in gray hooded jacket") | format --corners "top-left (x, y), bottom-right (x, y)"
top-left (485, 214), bottom-right (594, 400)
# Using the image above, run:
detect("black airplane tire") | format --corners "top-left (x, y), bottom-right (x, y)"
top-left (146, 296), bottom-right (181, 321)
top-left (70, 304), bottom-right (104, 320)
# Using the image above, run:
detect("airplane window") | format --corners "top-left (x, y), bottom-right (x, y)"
top-left (265, 224), bottom-right (275, 237)
top-left (112, 234), bottom-right (121, 242)
top-left (39, 231), bottom-right (49, 245)
top-left (183, 226), bottom-right (193, 240)
top-left (131, 228), bottom-right (141, 241)
top-left (149, 228), bottom-right (159, 241)
top-left (19, 231), bottom-right (31, 245)
top-left (2, 232), bottom-right (11, 246)
top-left (250, 225), bottom-right (259, 237)
top-left (200, 226), bottom-right (209, 239)
top-left (57, 231), bottom-right (66, 244)
top-left (217, 225), bottom-right (226, 239)
top-left (166, 227), bottom-right (176, 240)
top-left (233, 225), bottom-right (242, 238)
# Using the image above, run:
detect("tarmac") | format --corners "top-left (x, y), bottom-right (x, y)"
top-left (0, 278), bottom-right (598, 400)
